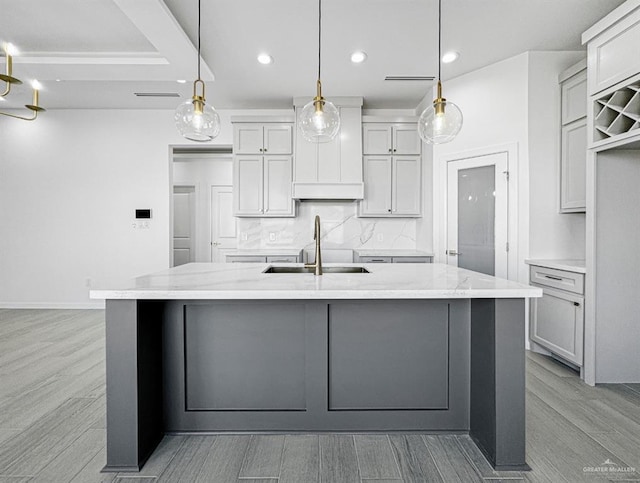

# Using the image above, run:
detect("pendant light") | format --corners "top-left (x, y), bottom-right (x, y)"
top-left (174, 0), bottom-right (221, 142)
top-left (418, 0), bottom-right (462, 144)
top-left (299, 0), bottom-right (340, 143)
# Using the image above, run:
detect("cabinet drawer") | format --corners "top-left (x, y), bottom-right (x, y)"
top-left (391, 257), bottom-right (432, 263)
top-left (226, 255), bottom-right (267, 263)
top-left (266, 255), bottom-right (299, 263)
top-left (530, 286), bottom-right (584, 366)
top-left (359, 256), bottom-right (392, 263)
top-left (530, 266), bottom-right (584, 294)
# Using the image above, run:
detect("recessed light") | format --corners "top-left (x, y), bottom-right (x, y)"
top-left (177, 79), bottom-right (187, 84)
top-left (442, 51), bottom-right (459, 64)
top-left (257, 53), bottom-right (273, 65)
top-left (350, 51), bottom-right (367, 64)
top-left (55, 79), bottom-right (62, 82)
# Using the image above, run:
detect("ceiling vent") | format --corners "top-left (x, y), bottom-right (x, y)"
top-left (384, 76), bottom-right (435, 81)
top-left (134, 92), bottom-right (181, 97)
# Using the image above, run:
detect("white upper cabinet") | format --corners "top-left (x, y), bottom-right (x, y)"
top-left (233, 123), bottom-right (292, 155)
top-left (559, 62), bottom-right (587, 213)
top-left (292, 97), bottom-right (364, 199)
top-left (233, 155), bottom-right (294, 217)
top-left (363, 123), bottom-right (421, 155)
top-left (232, 118), bottom-right (295, 217)
top-left (582, 3), bottom-right (640, 96)
top-left (359, 155), bottom-right (421, 217)
top-left (360, 119), bottom-right (422, 218)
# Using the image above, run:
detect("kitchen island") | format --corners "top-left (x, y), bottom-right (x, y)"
top-left (91, 262), bottom-right (541, 473)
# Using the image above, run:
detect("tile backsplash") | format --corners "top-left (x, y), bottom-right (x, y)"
top-left (237, 201), bottom-right (416, 252)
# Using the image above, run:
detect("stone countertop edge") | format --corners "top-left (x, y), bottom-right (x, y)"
top-left (90, 262), bottom-right (543, 300)
top-left (524, 259), bottom-right (586, 274)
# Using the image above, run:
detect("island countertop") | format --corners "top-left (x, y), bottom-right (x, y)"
top-left (90, 262), bottom-right (542, 300)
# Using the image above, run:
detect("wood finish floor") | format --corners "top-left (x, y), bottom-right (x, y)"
top-left (0, 309), bottom-right (638, 482)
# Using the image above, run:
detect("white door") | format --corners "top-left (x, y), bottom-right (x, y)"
top-left (446, 152), bottom-right (508, 278)
top-left (211, 186), bottom-right (237, 262)
top-left (392, 125), bottom-right (421, 155)
top-left (362, 156), bottom-right (392, 215)
top-left (263, 124), bottom-right (292, 154)
top-left (173, 186), bottom-right (196, 267)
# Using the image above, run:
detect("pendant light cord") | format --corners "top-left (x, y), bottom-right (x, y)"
top-left (318, 0), bottom-right (322, 81)
top-left (438, 0), bottom-right (442, 82)
top-left (197, 0), bottom-right (202, 81)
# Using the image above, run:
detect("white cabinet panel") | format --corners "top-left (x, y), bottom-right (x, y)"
top-left (559, 62), bottom-right (587, 213)
top-left (361, 156), bottom-right (392, 215)
top-left (234, 123), bottom-right (293, 155)
top-left (561, 70), bottom-right (588, 124)
top-left (560, 120), bottom-right (587, 212)
top-left (393, 156), bottom-right (421, 216)
top-left (264, 124), bottom-right (293, 154)
top-left (360, 155), bottom-right (421, 218)
top-left (233, 124), bottom-right (264, 154)
top-left (531, 286), bottom-right (584, 366)
top-left (587, 7), bottom-right (640, 95)
top-left (264, 156), bottom-right (294, 216)
top-left (393, 125), bottom-right (421, 155)
top-left (363, 123), bottom-right (420, 155)
top-left (234, 156), bottom-right (263, 215)
top-left (363, 125), bottom-right (392, 154)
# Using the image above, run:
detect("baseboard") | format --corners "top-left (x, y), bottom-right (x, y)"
top-left (0, 301), bottom-right (105, 309)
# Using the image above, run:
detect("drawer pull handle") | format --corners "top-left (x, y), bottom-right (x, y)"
top-left (544, 275), bottom-right (563, 281)
top-left (573, 302), bottom-right (581, 307)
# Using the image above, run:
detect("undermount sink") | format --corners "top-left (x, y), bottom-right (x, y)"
top-left (263, 266), bottom-right (370, 274)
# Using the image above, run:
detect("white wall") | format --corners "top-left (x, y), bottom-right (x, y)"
top-left (431, 53), bottom-right (530, 283)
top-left (528, 51), bottom-right (586, 259)
top-left (0, 108), bottom-right (288, 307)
top-left (430, 51), bottom-right (587, 286)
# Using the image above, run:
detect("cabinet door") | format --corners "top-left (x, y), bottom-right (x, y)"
top-left (393, 156), bottom-right (421, 216)
top-left (560, 119), bottom-right (587, 212)
top-left (234, 156), bottom-right (263, 215)
top-left (360, 156), bottom-right (392, 216)
top-left (363, 125), bottom-right (392, 154)
top-left (264, 124), bottom-right (293, 154)
top-left (264, 156), bottom-right (294, 216)
top-left (561, 70), bottom-right (587, 125)
top-left (393, 124), bottom-right (421, 155)
top-left (530, 286), bottom-right (584, 366)
top-left (233, 124), bottom-right (264, 154)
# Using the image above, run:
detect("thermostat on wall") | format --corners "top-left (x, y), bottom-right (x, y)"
top-left (135, 209), bottom-right (152, 219)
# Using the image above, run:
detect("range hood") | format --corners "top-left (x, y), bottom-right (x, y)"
top-left (292, 97), bottom-right (364, 200)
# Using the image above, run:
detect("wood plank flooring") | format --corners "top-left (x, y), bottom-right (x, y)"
top-left (0, 309), bottom-right (639, 482)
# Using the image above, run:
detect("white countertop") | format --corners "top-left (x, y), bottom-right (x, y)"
top-left (354, 249), bottom-right (434, 257)
top-left (91, 263), bottom-right (542, 300)
top-left (525, 259), bottom-right (586, 274)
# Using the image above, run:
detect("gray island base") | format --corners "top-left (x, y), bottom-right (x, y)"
top-left (93, 263), bottom-right (541, 473)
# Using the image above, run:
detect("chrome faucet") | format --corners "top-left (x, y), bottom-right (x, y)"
top-left (304, 215), bottom-right (323, 275)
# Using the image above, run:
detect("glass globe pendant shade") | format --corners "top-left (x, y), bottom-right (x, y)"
top-left (299, 98), bottom-right (340, 143)
top-left (175, 80), bottom-right (221, 142)
top-left (299, 80), bottom-right (340, 143)
top-left (418, 98), bottom-right (463, 144)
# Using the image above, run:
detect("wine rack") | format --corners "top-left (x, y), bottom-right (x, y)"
top-left (594, 82), bottom-right (640, 143)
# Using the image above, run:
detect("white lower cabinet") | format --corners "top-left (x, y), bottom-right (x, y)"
top-left (529, 265), bottom-right (585, 367)
top-left (359, 156), bottom-right (421, 217)
top-left (233, 155), bottom-right (294, 217)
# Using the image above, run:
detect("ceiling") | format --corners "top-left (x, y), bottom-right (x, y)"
top-left (0, 0), bottom-right (626, 111)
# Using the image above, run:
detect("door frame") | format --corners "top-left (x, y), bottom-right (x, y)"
top-left (168, 145), bottom-right (233, 267)
top-left (434, 143), bottom-right (520, 282)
